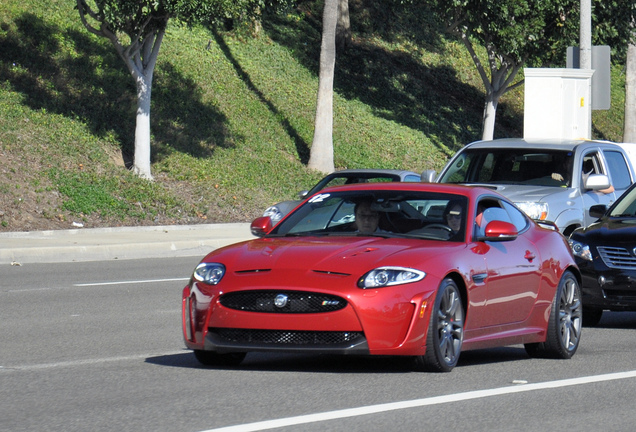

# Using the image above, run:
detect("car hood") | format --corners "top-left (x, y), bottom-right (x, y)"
top-left (573, 218), bottom-right (636, 245)
top-left (206, 236), bottom-right (461, 276)
top-left (465, 183), bottom-right (566, 203)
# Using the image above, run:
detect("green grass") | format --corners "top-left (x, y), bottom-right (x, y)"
top-left (0, 0), bottom-right (628, 231)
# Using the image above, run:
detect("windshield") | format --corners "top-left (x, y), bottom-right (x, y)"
top-left (440, 148), bottom-right (574, 187)
top-left (609, 186), bottom-right (636, 217)
top-left (270, 190), bottom-right (469, 242)
top-left (306, 173), bottom-right (402, 196)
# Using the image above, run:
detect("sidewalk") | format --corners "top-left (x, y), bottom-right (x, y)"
top-left (0, 223), bottom-right (253, 264)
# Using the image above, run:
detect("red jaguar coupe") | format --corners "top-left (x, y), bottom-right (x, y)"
top-left (182, 183), bottom-right (582, 372)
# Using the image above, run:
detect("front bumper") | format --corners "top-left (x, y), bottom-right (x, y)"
top-left (182, 281), bottom-right (437, 357)
top-left (203, 327), bottom-right (370, 355)
top-left (578, 260), bottom-right (636, 310)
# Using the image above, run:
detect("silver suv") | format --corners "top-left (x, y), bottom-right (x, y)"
top-left (432, 138), bottom-right (635, 236)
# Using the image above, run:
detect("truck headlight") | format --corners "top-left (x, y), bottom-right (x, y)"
top-left (515, 202), bottom-right (548, 220)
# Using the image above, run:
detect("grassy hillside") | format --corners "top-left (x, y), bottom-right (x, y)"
top-left (0, 0), bottom-right (627, 232)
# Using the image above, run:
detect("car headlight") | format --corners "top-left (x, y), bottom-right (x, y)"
top-left (263, 206), bottom-right (283, 223)
top-left (515, 202), bottom-right (548, 220)
top-left (193, 262), bottom-right (226, 285)
top-left (568, 239), bottom-right (593, 262)
top-left (358, 267), bottom-right (425, 289)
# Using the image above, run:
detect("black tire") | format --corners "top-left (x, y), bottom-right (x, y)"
top-left (194, 350), bottom-right (246, 367)
top-left (525, 271), bottom-right (582, 359)
top-left (582, 306), bottom-right (603, 327)
top-left (414, 278), bottom-right (464, 372)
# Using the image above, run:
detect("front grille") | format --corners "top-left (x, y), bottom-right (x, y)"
top-left (598, 246), bottom-right (636, 269)
top-left (212, 328), bottom-right (364, 346)
top-left (219, 290), bottom-right (347, 313)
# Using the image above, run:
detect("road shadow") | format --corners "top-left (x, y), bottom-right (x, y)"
top-left (457, 346), bottom-right (531, 368)
top-left (594, 311), bottom-right (636, 329)
top-left (146, 347), bottom-right (530, 373)
top-left (146, 351), bottom-right (414, 373)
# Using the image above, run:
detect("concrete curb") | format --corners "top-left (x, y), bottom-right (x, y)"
top-left (0, 223), bottom-right (253, 264)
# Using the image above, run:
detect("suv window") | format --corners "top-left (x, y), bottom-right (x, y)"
top-left (603, 150), bottom-right (632, 190)
top-left (404, 174), bottom-right (421, 182)
top-left (440, 149), bottom-right (573, 187)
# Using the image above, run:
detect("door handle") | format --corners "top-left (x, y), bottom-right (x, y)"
top-left (524, 250), bottom-right (536, 262)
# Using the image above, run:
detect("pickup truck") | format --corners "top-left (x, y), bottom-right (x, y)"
top-left (427, 138), bottom-right (635, 236)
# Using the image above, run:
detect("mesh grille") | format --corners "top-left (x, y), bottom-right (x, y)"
top-left (219, 290), bottom-right (347, 313)
top-left (212, 328), bottom-right (364, 346)
top-left (598, 246), bottom-right (636, 269)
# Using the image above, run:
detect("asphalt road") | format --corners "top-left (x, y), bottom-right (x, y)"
top-left (2, 257), bottom-right (636, 432)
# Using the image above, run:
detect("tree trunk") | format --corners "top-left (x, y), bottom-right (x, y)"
top-left (133, 72), bottom-right (153, 179)
top-left (624, 40), bottom-right (636, 143)
top-left (120, 30), bottom-right (163, 180)
top-left (308, 0), bottom-right (338, 173)
top-left (481, 97), bottom-right (497, 141)
top-left (336, 0), bottom-right (351, 52)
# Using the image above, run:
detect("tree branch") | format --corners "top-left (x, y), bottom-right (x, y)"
top-left (460, 32), bottom-right (491, 92)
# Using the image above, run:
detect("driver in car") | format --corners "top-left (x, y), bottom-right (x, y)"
top-left (354, 200), bottom-right (381, 234)
top-left (444, 202), bottom-right (463, 234)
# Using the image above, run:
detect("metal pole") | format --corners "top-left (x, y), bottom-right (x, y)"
top-left (580, 0), bottom-right (592, 69)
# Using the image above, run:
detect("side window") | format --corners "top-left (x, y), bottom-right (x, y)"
top-left (444, 154), bottom-right (470, 183)
top-left (475, 199), bottom-right (528, 238)
top-left (502, 201), bottom-right (529, 232)
top-left (321, 177), bottom-right (348, 189)
top-left (582, 152), bottom-right (600, 175)
top-left (474, 198), bottom-right (499, 237)
top-left (603, 150), bottom-right (632, 190)
top-left (581, 152), bottom-right (602, 188)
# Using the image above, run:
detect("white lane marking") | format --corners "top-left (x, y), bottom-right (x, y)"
top-left (201, 370), bottom-right (636, 432)
top-left (0, 350), bottom-right (186, 372)
top-left (3, 278), bottom-right (188, 293)
top-left (6, 287), bottom-right (52, 293)
top-left (74, 277), bottom-right (188, 287)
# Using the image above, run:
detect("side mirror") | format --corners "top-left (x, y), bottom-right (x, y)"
top-left (421, 169), bottom-right (437, 183)
top-left (298, 190), bottom-right (309, 199)
top-left (589, 204), bottom-right (607, 219)
top-left (250, 216), bottom-right (273, 237)
top-left (584, 174), bottom-right (611, 191)
top-left (478, 220), bottom-right (518, 242)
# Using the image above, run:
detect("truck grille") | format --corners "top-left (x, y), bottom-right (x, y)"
top-left (598, 246), bottom-right (636, 270)
top-left (219, 290), bottom-right (347, 313)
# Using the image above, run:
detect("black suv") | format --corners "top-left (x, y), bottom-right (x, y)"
top-left (569, 182), bottom-right (636, 325)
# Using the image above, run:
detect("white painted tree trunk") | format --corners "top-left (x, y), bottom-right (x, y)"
top-left (624, 41), bottom-right (636, 143)
top-left (481, 98), bottom-right (497, 141)
top-left (133, 73), bottom-right (153, 179)
top-left (119, 30), bottom-right (163, 180)
top-left (308, 0), bottom-right (338, 174)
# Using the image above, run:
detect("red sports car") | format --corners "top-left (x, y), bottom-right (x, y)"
top-left (182, 183), bottom-right (582, 372)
